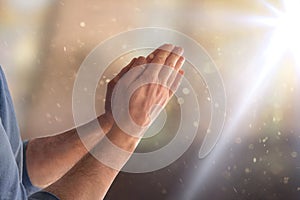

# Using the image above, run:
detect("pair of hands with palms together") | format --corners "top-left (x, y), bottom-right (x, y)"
top-left (104, 43), bottom-right (185, 139)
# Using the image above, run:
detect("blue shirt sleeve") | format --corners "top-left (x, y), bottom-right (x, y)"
top-left (29, 191), bottom-right (60, 200)
top-left (22, 141), bottom-right (41, 195)
top-left (0, 66), bottom-right (60, 199)
top-left (0, 121), bottom-right (27, 200)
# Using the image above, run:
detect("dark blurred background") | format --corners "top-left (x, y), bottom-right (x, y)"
top-left (0, 0), bottom-right (299, 199)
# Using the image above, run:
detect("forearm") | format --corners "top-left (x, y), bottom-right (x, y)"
top-left (44, 124), bottom-right (139, 200)
top-left (26, 114), bottom-right (113, 188)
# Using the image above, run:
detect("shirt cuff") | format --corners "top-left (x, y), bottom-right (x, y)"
top-left (22, 140), bottom-right (41, 196)
top-left (29, 191), bottom-right (60, 200)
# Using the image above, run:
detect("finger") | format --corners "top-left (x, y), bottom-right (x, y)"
top-left (142, 44), bottom-right (175, 78)
top-left (105, 59), bottom-right (136, 111)
top-left (169, 70), bottom-right (184, 97)
top-left (133, 56), bottom-right (147, 67)
top-left (151, 44), bottom-right (174, 64)
top-left (167, 56), bottom-right (185, 87)
top-left (146, 43), bottom-right (174, 62)
top-left (146, 49), bottom-right (158, 62)
top-left (112, 58), bottom-right (137, 83)
top-left (124, 56), bottom-right (147, 83)
top-left (179, 69), bottom-right (184, 75)
top-left (174, 56), bottom-right (185, 71)
top-left (158, 46), bottom-right (184, 84)
top-left (165, 46), bottom-right (184, 68)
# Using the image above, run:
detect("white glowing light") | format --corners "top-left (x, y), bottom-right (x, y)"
top-left (177, 1), bottom-right (300, 199)
top-left (280, 0), bottom-right (300, 63)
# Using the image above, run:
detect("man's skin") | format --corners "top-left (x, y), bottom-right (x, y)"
top-left (26, 44), bottom-right (185, 199)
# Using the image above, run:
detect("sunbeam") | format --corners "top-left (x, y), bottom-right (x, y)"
top-left (175, 0), bottom-right (300, 199)
top-left (280, 0), bottom-right (300, 68)
top-left (180, 30), bottom-right (286, 200)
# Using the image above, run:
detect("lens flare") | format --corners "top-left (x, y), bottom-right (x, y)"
top-left (278, 0), bottom-right (300, 66)
top-left (177, 0), bottom-right (300, 199)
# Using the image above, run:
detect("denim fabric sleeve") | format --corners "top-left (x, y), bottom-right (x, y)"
top-left (29, 191), bottom-right (60, 200)
top-left (0, 121), bottom-right (27, 200)
top-left (22, 141), bottom-right (41, 196)
top-left (0, 67), bottom-right (61, 199)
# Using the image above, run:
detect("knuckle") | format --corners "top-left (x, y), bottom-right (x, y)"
top-left (155, 56), bottom-right (165, 63)
top-left (138, 56), bottom-right (146, 60)
top-left (166, 61), bottom-right (175, 67)
top-left (107, 81), bottom-right (113, 86)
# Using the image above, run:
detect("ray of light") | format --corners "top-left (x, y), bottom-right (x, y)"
top-left (280, 0), bottom-right (300, 70)
top-left (169, 0), bottom-right (300, 199)
top-left (177, 29), bottom-right (287, 200)
top-left (230, 16), bottom-right (278, 27)
top-left (260, 0), bottom-right (283, 16)
top-left (208, 13), bottom-right (278, 29)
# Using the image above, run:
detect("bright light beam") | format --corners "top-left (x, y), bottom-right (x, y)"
top-left (260, 0), bottom-right (283, 16)
top-left (279, 0), bottom-right (300, 69)
top-left (178, 31), bottom-right (286, 200)
top-left (172, 0), bottom-right (300, 199)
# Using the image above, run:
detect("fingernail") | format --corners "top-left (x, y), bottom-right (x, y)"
top-left (180, 56), bottom-right (185, 63)
top-left (165, 43), bottom-right (174, 48)
top-left (175, 46), bottom-right (183, 52)
top-left (148, 54), bottom-right (154, 59)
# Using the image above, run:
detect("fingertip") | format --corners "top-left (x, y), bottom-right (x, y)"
top-left (126, 58), bottom-right (137, 70)
top-left (179, 46), bottom-right (184, 53)
top-left (174, 46), bottom-right (184, 55)
top-left (174, 56), bottom-right (185, 71)
top-left (159, 43), bottom-right (174, 52)
top-left (134, 56), bottom-right (147, 66)
top-left (136, 56), bottom-right (146, 62)
top-left (164, 43), bottom-right (174, 47)
top-left (180, 56), bottom-right (185, 63)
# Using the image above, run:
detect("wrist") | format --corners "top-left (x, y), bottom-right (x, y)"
top-left (108, 123), bottom-right (140, 152)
